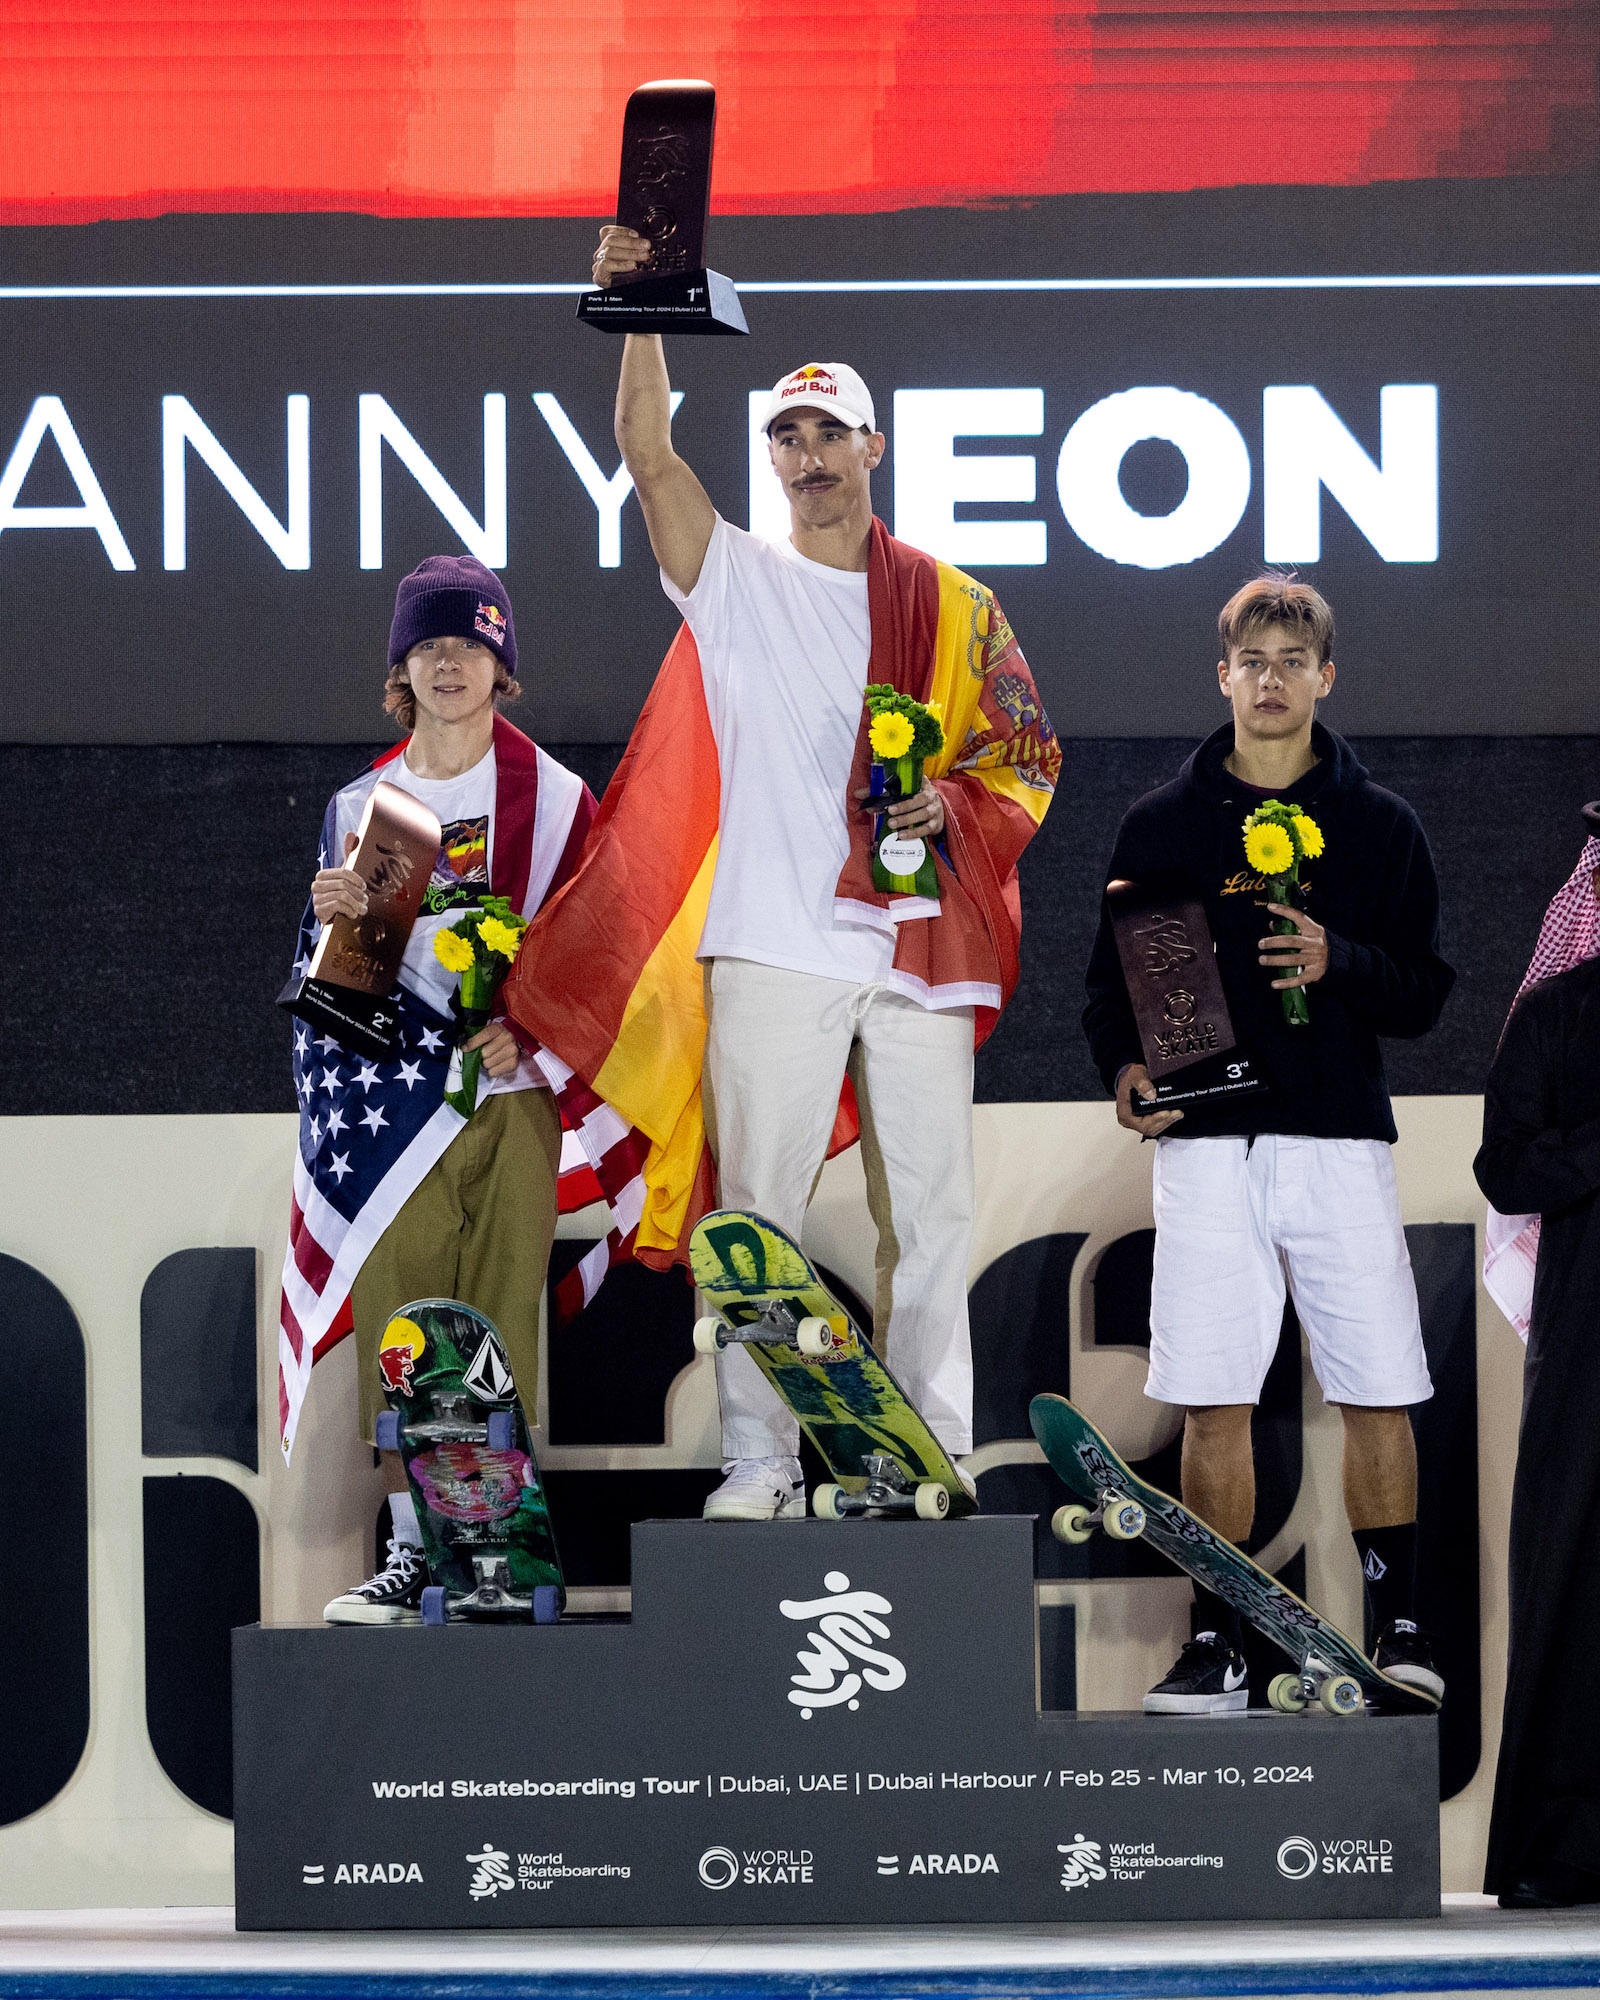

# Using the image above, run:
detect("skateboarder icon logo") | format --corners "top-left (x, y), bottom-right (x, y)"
top-left (779, 1571), bottom-right (906, 1718)
top-left (1057, 1837), bottom-right (1107, 1891)
top-left (466, 1845), bottom-right (515, 1898)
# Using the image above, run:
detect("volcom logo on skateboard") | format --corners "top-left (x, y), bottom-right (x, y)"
top-left (779, 1570), bottom-right (906, 1718)
top-left (462, 1331), bottom-right (515, 1404)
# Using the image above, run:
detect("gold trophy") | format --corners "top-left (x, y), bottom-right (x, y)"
top-left (278, 782), bottom-right (443, 1060)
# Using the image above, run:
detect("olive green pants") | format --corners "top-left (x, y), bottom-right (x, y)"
top-left (350, 1086), bottom-right (561, 1442)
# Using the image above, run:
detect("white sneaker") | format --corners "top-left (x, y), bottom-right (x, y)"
top-left (954, 1461), bottom-right (978, 1502)
top-left (703, 1457), bottom-right (807, 1521)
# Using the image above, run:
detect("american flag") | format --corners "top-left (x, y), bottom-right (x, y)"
top-left (276, 720), bottom-right (649, 1459)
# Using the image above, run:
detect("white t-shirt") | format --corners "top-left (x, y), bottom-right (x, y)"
top-left (333, 743), bottom-right (539, 1095)
top-left (663, 517), bottom-right (894, 984)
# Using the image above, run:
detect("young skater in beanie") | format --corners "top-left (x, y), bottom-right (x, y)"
top-left (276, 556), bottom-right (595, 1622)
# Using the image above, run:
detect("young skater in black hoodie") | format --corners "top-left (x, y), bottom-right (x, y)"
top-left (1083, 574), bottom-right (1454, 1714)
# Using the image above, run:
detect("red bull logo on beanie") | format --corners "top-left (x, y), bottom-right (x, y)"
top-left (378, 1315), bottom-right (427, 1396)
top-left (474, 601), bottom-right (506, 644)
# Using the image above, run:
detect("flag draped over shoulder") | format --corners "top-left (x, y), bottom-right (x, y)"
top-left (275, 714), bottom-right (595, 1461)
top-left (504, 519), bottom-right (1059, 1282)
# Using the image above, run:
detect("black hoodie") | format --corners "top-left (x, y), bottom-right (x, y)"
top-left (1082, 722), bottom-right (1454, 1143)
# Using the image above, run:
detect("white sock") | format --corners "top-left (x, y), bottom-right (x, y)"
top-left (388, 1489), bottom-right (421, 1547)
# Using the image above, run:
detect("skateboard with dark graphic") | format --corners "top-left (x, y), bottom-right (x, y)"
top-left (689, 1209), bottom-right (975, 1522)
top-left (1030, 1393), bottom-right (1439, 1716)
top-left (373, 1299), bottom-right (564, 1625)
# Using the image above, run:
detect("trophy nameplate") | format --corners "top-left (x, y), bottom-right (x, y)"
top-left (277, 781), bottom-right (443, 1062)
top-left (577, 80), bottom-right (749, 337)
top-left (1107, 879), bottom-right (1265, 1111)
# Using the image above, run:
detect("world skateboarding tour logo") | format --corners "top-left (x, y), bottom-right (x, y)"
top-left (1058, 1836), bottom-right (1108, 1891)
top-left (779, 1570), bottom-right (906, 1719)
top-left (466, 1844), bottom-right (515, 1899)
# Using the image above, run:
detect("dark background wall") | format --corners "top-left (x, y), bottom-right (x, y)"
top-left (7, 733), bottom-right (1591, 1116)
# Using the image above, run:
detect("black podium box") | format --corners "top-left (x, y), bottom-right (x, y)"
top-left (234, 1517), bottom-right (1438, 1928)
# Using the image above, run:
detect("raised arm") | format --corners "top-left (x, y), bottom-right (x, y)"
top-left (593, 228), bottom-right (716, 596)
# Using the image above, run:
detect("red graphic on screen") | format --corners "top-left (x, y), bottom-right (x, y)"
top-left (2, 0), bottom-right (1595, 223)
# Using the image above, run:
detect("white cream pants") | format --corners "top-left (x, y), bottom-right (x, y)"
top-left (703, 957), bottom-right (976, 1459)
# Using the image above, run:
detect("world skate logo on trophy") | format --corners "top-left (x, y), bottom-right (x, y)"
top-left (779, 1570), bottom-right (906, 1718)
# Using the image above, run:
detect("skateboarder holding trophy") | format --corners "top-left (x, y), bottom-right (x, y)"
top-left (1083, 574), bottom-right (1454, 1712)
top-left (512, 227), bottom-right (1058, 1521)
top-left (280, 556), bottom-right (596, 1624)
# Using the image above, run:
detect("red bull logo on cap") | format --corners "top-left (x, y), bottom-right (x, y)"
top-left (474, 601), bottom-right (506, 642)
top-left (378, 1315), bottom-right (427, 1396)
top-left (781, 365), bottom-right (838, 401)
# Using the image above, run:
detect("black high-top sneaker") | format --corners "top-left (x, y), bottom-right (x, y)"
top-left (1372, 1619), bottom-right (1445, 1701)
top-left (323, 1537), bottom-right (427, 1625)
top-left (1144, 1632), bottom-right (1249, 1715)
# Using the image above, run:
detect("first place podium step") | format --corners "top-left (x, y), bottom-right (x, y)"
top-left (233, 1517), bottom-right (1438, 1929)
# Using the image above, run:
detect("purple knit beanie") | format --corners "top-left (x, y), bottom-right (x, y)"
top-left (387, 555), bottom-right (516, 676)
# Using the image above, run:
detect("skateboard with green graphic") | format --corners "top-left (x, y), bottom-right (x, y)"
top-left (373, 1298), bottom-right (564, 1625)
top-left (689, 1208), bottom-right (976, 1521)
top-left (1030, 1392), bottom-right (1439, 1716)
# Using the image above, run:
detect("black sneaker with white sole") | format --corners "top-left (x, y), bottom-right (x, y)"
top-left (1143, 1632), bottom-right (1249, 1715)
top-left (1372, 1618), bottom-right (1445, 1702)
top-left (323, 1537), bottom-right (427, 1625)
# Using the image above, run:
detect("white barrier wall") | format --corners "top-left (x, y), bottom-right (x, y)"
top-left (0, 1097), bottom-right (1513, 1907)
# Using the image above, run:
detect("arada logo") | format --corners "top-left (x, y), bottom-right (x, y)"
top-left (1277, 1836), bottom-right (1319, 1880)
top-left (377, 1316), bottom-right (426, 1395)
top-left (466, 1844), bottom-right (515, 1899)
top-left (779, 1570), bottom-right (905, 1719)
top-left (463, 1330), bottom-right (515, 1404)
top-left (698, 1845), bottom-right (740, 1890)
top-left (1057, 1836), bottom-right (1107, 1891)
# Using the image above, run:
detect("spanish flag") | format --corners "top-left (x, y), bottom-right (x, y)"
top-left (504, 519), bottom-right (1059, 1280)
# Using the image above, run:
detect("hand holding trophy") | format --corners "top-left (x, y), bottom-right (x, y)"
top-left (577, 81), bottom-right (748, 335)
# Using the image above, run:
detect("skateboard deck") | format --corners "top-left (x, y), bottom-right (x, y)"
top-left (374, 1299), bottom-right (564, 1625)
top-left (1030, 1392), bottom-right (1439, 1716)
top-left (689, 1208), bottom-right (976, 1520)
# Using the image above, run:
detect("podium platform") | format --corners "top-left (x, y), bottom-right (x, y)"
top-left (233, 1517), bottom-right (1438, 1930)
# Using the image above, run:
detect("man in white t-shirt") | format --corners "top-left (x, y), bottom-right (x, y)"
top-left (591, 227), bottom-right (1059, 1520)
top-left (291, 555), bottom-right (595, 1621)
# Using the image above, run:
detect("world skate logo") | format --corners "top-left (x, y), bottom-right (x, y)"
top-left (1057, 1836), bottom-right (1107, 1891)
top-left (779, 1570), bottom-right (905, 1719)
top-left (466, 1844), bottom-right (515, 1899)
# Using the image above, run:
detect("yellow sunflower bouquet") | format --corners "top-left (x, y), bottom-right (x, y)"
top-left (864, 683), bottom-right (946, 898)
top-left (431, 894), bottom-right (529, 1116)
top-left (1241, 801), bottom-right (1325, 1028)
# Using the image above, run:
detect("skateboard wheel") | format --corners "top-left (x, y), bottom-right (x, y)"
top-left (420, 1586), bottom-right (448, 1627)
top-left (1320, 1673), bottom-right (1364, 1717)
top-left (532, 1584), bottom-right (561, 1625)
top-left (486, 1409), bottom-right (515, 1451)
top-left (1268, 1672), bottom-right (1309, 1713)
top-left (693, 1315), bottom-right (724, 1355)
top-left (1052, 1503), bottom-right (1094, 1546)
top-left (796, 1317), bottom-right (833, 1357)
top-left (914, 1482), bottom-right (950, 1521)
top-left (813, 1482), bottom-right (846, 1520)
top-left (1103, 1498), bottom-right (1146, 1541)
top-left (374, 1410), bottom-right (400, 1452)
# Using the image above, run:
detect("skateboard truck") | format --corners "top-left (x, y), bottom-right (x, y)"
top-left (376, 1395), bottom-right (516, 1453)
top-left (1051, 1491), bottom-right (1148, 1545)
top-left (421, 1559), bottom-right (564, 1628)
top-left (692, 1302), bottom-right (847, 1359)
top-left (814, 1454), bottom-right (952, 1523)
top-left (1267, 1650), bottom-right (1365, 1717)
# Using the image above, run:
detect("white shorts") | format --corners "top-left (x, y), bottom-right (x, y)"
top-left (1147, 1134), bottom-right (1434, 1409)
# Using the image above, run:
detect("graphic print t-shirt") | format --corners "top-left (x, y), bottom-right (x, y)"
top-left (662, 516), bottom-right (894, 986)
top-left (332, 744), bottom-right (539, 1095)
